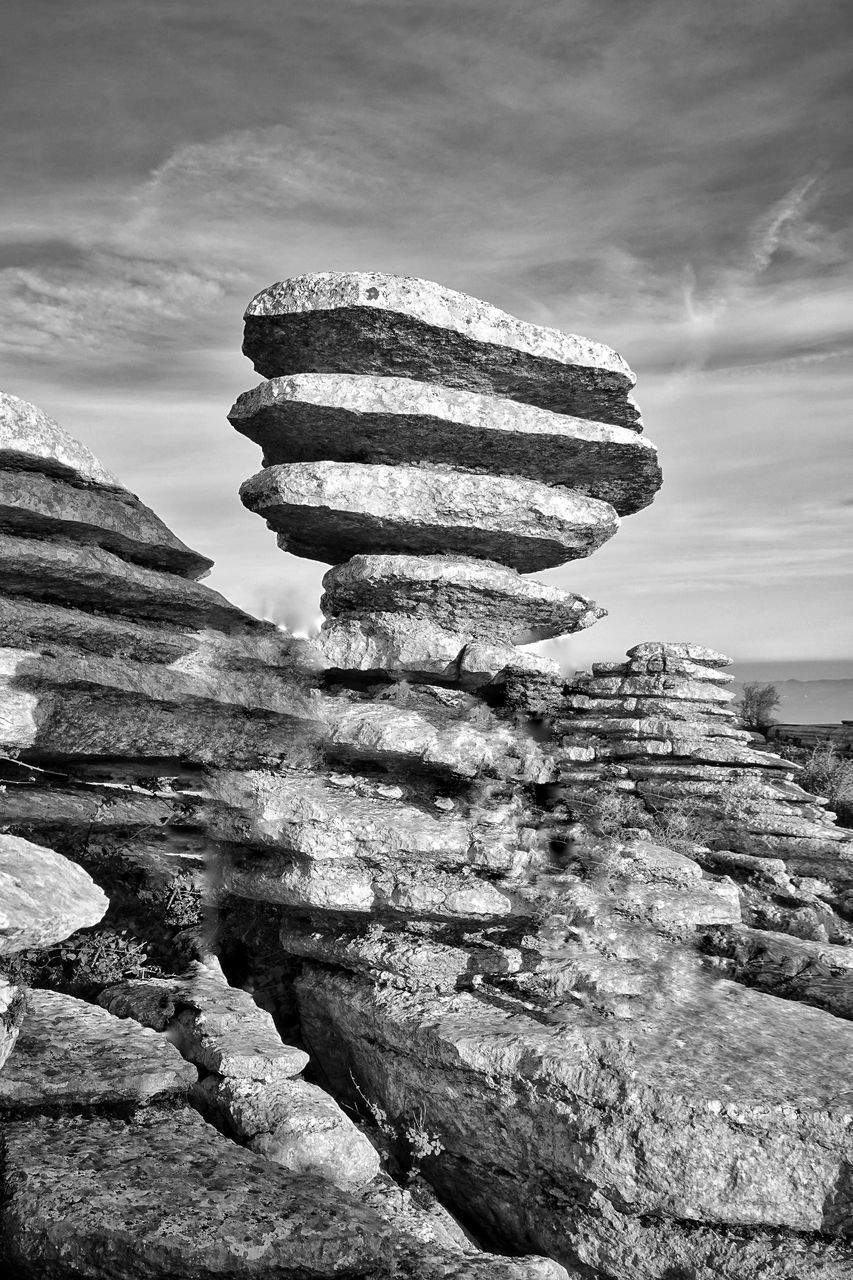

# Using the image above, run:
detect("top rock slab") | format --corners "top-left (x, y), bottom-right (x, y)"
top-left (1, 392), bottom-right (121, 489)
top-left (242, 273), bottom-right (642, 430)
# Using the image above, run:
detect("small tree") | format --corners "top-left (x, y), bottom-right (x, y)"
top-left (736, 681), bottom-right (780, 732)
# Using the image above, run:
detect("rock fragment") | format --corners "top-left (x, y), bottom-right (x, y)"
top-left (322, 554), bottom-right (603, 644)
top-left (0, 834), bottom-right (108, 955)
top-left (1, 1107), bottom-right (392, 1279)
top-left (0, 390), bottom-right (120, 488)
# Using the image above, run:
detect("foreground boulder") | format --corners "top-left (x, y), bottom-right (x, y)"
top-left (0, 835), bottom-right (108, 955)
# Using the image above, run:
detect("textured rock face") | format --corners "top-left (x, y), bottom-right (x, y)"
top-left (242, 271), bottom-right (641, 427)
top-left (0, 391), bottom-right (120, 487)
top-left (4, 272), bottom-right (853, 1280)
top-left (0, 988), bottom-right (196, 1110)
top-left (240, 460), bottom-right (619, 569)
top-left (0, 835), bottom-right (108, 954)
top-left (230, 374), bottom-right (660, 513)
top-left (322, 554), bottom-right (603, 643)
top-left (1, 1108), bottom-right (393, 1280)
top-left (558, 641), bottom-right (853, 870)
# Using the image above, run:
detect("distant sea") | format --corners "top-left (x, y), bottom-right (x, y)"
top-left (730, 661), bottom-right (853, 725)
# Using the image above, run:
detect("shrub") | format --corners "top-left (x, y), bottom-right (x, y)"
top-left (1, 927), bottom-right (155, 993)
top-left (735, 682), bottom-right (780, 732)
top-left (798, 743), bottom-right (853, 826)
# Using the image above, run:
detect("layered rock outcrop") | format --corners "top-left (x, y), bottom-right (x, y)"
top-left (223, 275), bottom-right (853, 1278)
top-left (559, 641), bottom-right (853, 877)
top-left (2, 272), bottom-right (852, 1280)
top-left (0, 389), bottom-right (564, 1279)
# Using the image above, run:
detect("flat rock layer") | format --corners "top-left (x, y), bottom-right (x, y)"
top-left (242, 272), bottom-right (641, 428)
top-left (241, 462), bottom-right (619, 570)
top-left (0, 469), bottom-right (212, 578)
top-left (319, 614), bottom-right (560, 685)
top-left (1, 1107), bottom-right (392, 1279)
top-left (0, 989), bottom-right (195, 1111)
top-left (0, 834), bottom-right (108, 955)
top-left (322, 554), bottom-right (603, 643)
top-left (0, 533), bottom-right (256, 631)
top-left (230, 374), bottom-right (660, 514)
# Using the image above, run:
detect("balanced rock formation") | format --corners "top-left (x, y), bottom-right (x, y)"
top-left (224, 277), bottom-right (853, 1279)
top-left (235, 271), bottom-right (661, 684)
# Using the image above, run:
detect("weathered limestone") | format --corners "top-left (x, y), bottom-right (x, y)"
top-left (0, 989), bottom-right (196, 1110)
top-left (99, 959), bottom-right (309, 1080)
top-left (1, 1108), bottom-right (393, 1280)
top-left (0, 469), bottom-right (212, 578)
top-left (241, 460), bottom-right (619, 570)
top-left (558, 642), bottom-right (853, 874)
top-left (0, 834), bottom-right (108, 955)
top-left (322, 554), bottom-right (604, 643)
top-left (195, 1073), bottom-right (381, 1187)
top-left (230, 374), bottom-right (660, 512)
top-left (0, 390), bottom-right (568, 1280)
top-left (242, 271), bottom-right (641, 427)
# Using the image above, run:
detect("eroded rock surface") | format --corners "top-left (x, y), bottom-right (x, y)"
top-left (0, 835), bottom-right (108, 955)
top-left (241, 460), bottom-right (619, 569)
top-left (0, 988), bottom-right (195, 1111)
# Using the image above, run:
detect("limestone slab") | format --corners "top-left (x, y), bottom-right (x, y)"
top-left (100, 959), bottom-right (309, 1081)
top-left (0, 834), bottom-right (108, 955)
top-left (242, 272), bottom-right (641, 428)
top-left (319, 614), bottom-right (560, 685)
top-left (0, 532), bottom-right (256, 631)
top-left (0, 469), bottom-right (212, 579)
top-left (322, 553), bottom-right (603, 643)
top-left (195, 1073), bottom-right (381, 1187)
top-left (230, 374), bottom-right (659, 513)
top-left (0, 989), bottom-right (195, 1110)
top-left (240, 461), bottom-right (619, 570)
top-left (1, 1107), bottom-right (392, 1278)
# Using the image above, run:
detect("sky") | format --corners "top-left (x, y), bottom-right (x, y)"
top-left (2, 0), bottom-right (852, 672)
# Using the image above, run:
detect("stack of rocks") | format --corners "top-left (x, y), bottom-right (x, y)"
top-left (231, 271), bottom-right (662, 684)
top-left (558, 640), bottom-right (853, 875)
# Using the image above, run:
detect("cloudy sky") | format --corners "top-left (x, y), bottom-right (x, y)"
top-left (3, 0), bottom-right (851, 671)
